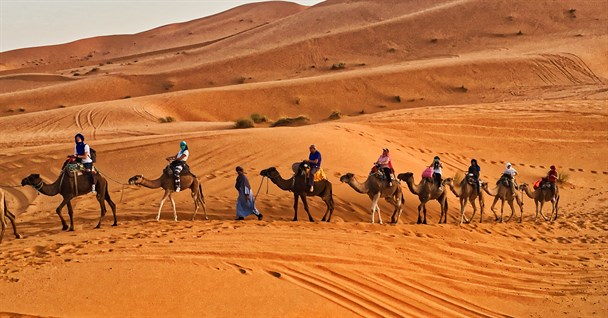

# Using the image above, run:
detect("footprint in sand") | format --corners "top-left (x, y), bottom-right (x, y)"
top-left (268, 271), bottom-right (282, 278)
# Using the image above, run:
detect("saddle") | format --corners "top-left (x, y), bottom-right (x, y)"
top-left (292, 162), bottom-right (326, 182)
top-left (62, 158), bottom-right (90, 177)
top-left (536, 178), bottom-right (555, 191)
top-left (369, 165), bottom-right (395, 181)
top-left (164, 163), bottom-right (192, 177)
top-left (497, 174), bottom-right (517, 189)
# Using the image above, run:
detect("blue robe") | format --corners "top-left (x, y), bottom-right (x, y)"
top-left (235, 174), bottom-right (260, 218)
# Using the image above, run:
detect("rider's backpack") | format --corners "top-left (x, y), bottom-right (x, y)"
top-left (89, 147), bottom-right (97, 163)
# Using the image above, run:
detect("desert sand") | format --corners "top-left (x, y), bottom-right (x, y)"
top-left (0, 0), bottom-right (607, 317)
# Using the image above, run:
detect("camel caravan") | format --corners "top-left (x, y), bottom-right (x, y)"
top-left (1, 135), bottom-right (563, 243)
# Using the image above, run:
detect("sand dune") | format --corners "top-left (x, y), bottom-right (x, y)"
top-left (0, 0), bottom-right (607, 317)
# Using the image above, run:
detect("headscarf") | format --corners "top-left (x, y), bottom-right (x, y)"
top-left (180, 141), bottom-right (188, 151)
top-left (75, 133), bottom-right (86, 155)
top-left (235, 169), bottom-right (251, 191)
top-left (550, 165), bottom-right (556, 170)
top-left (506, 162), bottom-right (512, 168)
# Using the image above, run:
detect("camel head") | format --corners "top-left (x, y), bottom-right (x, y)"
top-left (339, 173), bottom-right (355, 183)
top-left (397, 172), bottom-right (414, 182)
top-left (481, 182), bottom-right (489, 190)
top-left (128, 175), bottom-right (144, 185)
top-left (21, 174), bottom-right (42, 187)
top-left (260, 167), bottom-right (279, 178)
top-left (519, 183), bottom-right (529, 191)
top-left (443, 177), bottom-right (454, 186)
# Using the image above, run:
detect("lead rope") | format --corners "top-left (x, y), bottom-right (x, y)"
top-left (253, 176), bottom-right (266, 206)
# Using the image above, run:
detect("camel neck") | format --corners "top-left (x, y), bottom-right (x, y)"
top-left (138, 176), bottom-right (163, 189)
top-left (269, 173), bottom-right (293, 191)
top-left (405, 178), bottom-right (422, 195)
top-left (38, 174), bottom-right (63, 196)
top-left (347, 177), bottom-right (369, 194)
top-left (482, 184), bottom-right (498, 197)
top-left (447, 182), bottom-right (460, 197)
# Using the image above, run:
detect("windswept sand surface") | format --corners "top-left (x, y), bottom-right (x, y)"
top-left (0, 0), bottom-right (607, 317)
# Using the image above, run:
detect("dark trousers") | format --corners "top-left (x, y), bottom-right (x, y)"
top-left (83, 163), bottom-right (95, 185)
top-left (433, 173), bottom-right (442, 187)
top-left (382, 167), bottom-right (392, 184)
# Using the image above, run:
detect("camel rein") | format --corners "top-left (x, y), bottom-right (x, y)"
top-left (95, 168), bottom-right (132, 204)
top-left (253, 176), bottom-right (269, 206)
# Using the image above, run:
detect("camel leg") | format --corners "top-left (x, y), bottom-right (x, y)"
top-left (300, 195), bottom-right (314, 222)
top-left (325, 196), bottom-right (335, 222)
top-left (469, 199), bottom-right (477, 224)
top-left (66, 200), bottom-right (75, 231)
top-left (56, 199), bottom-right (69, 230)
top-left (505, 200), bottom-right (516, 223)
top-left (538, 201), bottom-right (549, 222)
top-left (0, 213), bottom-right (5, 244)
top-left (170, 194), bottom-right (177, 222)
top-left (416, 204), bottom-right (423, 224)
top-left (479, 196), bottom-right (485, 223)
top-left (387, 197), bottom-right (400, 224)
top-left (460, 198), bottom-right (468, 224)
top-left (370, 194), bottom-right (380, 224)
top-left (5, 210), bottom-right (23, 239)
top-left (105, 189), bottom-right (118, 226)
top-left (320, 197), bottom-right (331, 222)
top-left (499, 199), bottom-right (505, 223)
top-left (377, 204), bottom-right (383, 225)
top-left (552, 196), bottom-right (559, 221)
top-left (157, 191), bottom-right (170, 221)
top-left (95, 188), bottom-right (108, 229)
top-left (422, 204), bottom-right (428, 224)
top-left (534, 201), bottom-right (540, 222)
top-left (191, 191), bottom-right (199, 221)
top-left (441, 201), bottom-right (448, 224)
top-left (490, 197), bottom-right (500, 221)
top-left (292, 193), bottom-right (299, 221)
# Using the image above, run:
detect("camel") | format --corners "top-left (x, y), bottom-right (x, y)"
top-left (260, 166), bottom-right (334, 222)
top-left (21, 172), bottom-right (117, 231)
top-left (481, 181), bottom-right (524, 223)
top-left (339, 173), bottom-right (404, 224)
top-left (397, 172), bottom-right (448, 224)
top-left (520, 183), bottom-right (560, 222)
top-left (444, 176), bottom-right (489, 224)
top-left (128, 172), bottom-right (207, 221)
top-left (0, 189), bottom-right (23, 243)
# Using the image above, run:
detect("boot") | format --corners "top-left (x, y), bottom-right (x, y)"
top-left (257, 213), bottom-right (264, 221)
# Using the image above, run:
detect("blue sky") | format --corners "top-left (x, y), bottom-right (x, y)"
top-left (0, 0), bottom-right (323, 52)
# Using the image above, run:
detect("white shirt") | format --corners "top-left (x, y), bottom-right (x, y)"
top-left (504, 167), bottom-right (518, 176)
top-left (176, 149), bottom-right (189, 161)
top-left (432, 162), bottom-right (442, 175)
top-left (74, 144), bottom-right (93, 164)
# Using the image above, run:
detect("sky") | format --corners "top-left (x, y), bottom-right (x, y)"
top-left (0, 0), bottom-right (323, 52)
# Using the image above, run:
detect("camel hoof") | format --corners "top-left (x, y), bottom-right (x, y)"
top-left (292, 218), bottom-right (298, 222)
top-left (68, 228), bottom-right (75, 232)
top-left (112, 223), bottom-right (118, 227)
top-left (205, 217), bottom-right (209, 220)
top-left (95, 225), bottom-right (101, 229)
top-left (321, 218), bottom-right (326, 222)
top-left (16, 234), bottom-right (23, 239)
top-left (309, 218), bottom-right (315, 222)
top-left (62, 225), bottom-right (69, 231)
